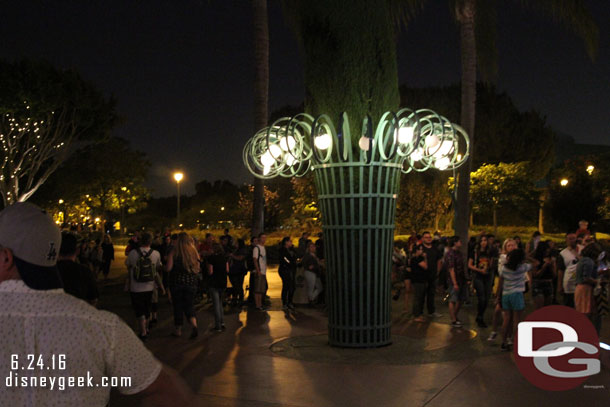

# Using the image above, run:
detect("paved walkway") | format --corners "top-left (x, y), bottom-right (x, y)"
top-left (100, 249), bottom-right (610, 406)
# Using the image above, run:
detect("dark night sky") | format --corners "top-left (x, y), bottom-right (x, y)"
top-left (1, 1), bottom-right (609, 197)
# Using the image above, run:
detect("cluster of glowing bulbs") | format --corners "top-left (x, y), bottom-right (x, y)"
top-left (357, 125), bottom-right (454, 170)
top-left (261, 133), bottom-right (330, 175)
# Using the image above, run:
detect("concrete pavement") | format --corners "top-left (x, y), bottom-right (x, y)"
top-left (99, 251), bottom-right (610, 407)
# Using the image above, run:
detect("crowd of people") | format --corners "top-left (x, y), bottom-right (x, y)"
top-left (46, 219), bottom-right (610, 353)
top-left (118, 228), bottom-right (327, 341)
top-left (391, 220), bottom-right (609, 351)
top-left (0, 201), bottom-right (608, 406)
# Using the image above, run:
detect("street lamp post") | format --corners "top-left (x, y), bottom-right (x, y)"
top-left (173, 172), bottom-right (184, 225)
top-left (244, 109), bottom-right (469, 347)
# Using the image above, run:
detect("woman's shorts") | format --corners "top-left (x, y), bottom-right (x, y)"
top-left (502, 292), bottom-right (525, 311)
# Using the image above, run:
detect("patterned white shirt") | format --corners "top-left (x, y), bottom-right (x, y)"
top-left (0, 279), bottom-right (162, 406)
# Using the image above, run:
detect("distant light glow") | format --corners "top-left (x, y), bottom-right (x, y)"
top-left (173, 172), bottom-right (183, 182)
top-left (586, 165), bottom-right (594, 175)
top-left (560, 178), bottom-right (569, 187)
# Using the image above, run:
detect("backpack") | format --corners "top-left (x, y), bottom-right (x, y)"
top-left (247, 245), bottom-right (263, 272)
top-left (133, 248), bottom-right (156, 283)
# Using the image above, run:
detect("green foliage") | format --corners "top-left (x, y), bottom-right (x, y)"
top-left (468, 162), bottom-right (539, 212)
top-left (288, 173), bottom-right (321, 229)
top-left (396, 169), bottom-right (451, 233)
top-left (283, 0), bottom-right (399, 138)
top-left (0, 59), bottom-right (117, 205)
top-left (32, 137), bottom-right (150, 221)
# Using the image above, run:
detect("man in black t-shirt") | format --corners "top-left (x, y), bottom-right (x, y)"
top-left (421, 232), bottom-right (442, 317)
top-left (57, 232), bottom-right (99, 306)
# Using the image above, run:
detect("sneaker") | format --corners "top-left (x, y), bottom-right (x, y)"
top-left (256, 307), bottom-right (266, 312)
top-left (190, 327), bottom-right (198, 339)
top-left (487, 332), bottom-right (498, 341)
top-left (476, 319), bottom-right (488, 328)
top-left (414, 316), bottom-right (426, 322)
top-left (139, 334), bottom-right (147, 342)
top-left (429, 312), bottom-right (443, 318)
top-left (454, 319), bottom-right (463, 326)
top-left (507, 337), bottom-right (513, 346)
top-left (451, 321), bottom-right (463, 328)
top-left (500, 342), bottom-right (510, 351)
top-left (221, 324), bottom-right (226, 331)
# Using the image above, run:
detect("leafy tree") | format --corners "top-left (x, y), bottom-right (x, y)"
top-left (396, 169), bottom-right (451, 233)
top-left (0, 59), bottom-right (117, 206)
top-left (32, 137), bottom-right (150, 225)
top-left (468, 162), bottom-right (538, 235)
top-left (405, 0), bottom-right (599, 250)
top-left (238, 184), bottom-right (282, 229)
top-left (288, 173), bottom-right (321, 229)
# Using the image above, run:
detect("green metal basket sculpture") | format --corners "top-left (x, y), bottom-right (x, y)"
top-left (244, 109), bottom-right (469, 347)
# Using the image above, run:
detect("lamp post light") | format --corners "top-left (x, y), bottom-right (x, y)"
top-left (560, 178), bottom-right (569, 187)
top-left (586, 165), bottom-right (594, 176)
top-left (243, 109), bottom-right (469, 347)
top-left (173, 172), bottom-right (184, 225)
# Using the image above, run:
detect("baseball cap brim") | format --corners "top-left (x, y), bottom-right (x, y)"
top-left (14, 257), bottom-right (63, 290)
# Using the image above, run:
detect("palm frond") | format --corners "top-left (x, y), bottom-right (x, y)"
top-left (514, 0), bottom-right (599, 60)
top-left (386, 0), bottom-right (427, 30)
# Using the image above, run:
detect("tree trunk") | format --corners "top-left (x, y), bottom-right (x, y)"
top-left (292, 0), bottom-right (399, 137)
top-left (455, 0), bottom-right (476, 255)
top-left (538, 205), bottom-right (544, 234)
top-left (251, 0), bottom-right (269, 236)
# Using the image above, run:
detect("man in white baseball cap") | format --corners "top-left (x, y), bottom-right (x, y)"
top-left (0, 203), bottom-right (193, 406)
top-left (0, 202), bottom-right (63, 290)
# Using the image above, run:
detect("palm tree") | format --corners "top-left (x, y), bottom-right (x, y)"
top-left (451, 0), bottom-right (598, 246)
top-left (251, 0), bottom-right (269, 236)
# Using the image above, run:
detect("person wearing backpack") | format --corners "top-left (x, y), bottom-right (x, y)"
top-left (125, 232), bottom-right (165, 341)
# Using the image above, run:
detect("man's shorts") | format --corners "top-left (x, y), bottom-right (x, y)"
top-left (449, 284), bottom-right (468, 303)
top-left (532, 280), bottom-right (553, 298)
top-left (254, 273), bottom-right (267, 294)
top-left (502, 292), bottom-right (525, 311)
top-left (130, 291), bottom-right (153, 318)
